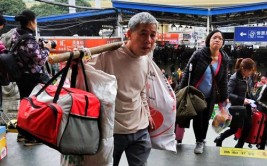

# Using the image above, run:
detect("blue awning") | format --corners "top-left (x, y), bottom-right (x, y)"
top-left (4, 9), bottom-right (116, 22)
top-left (211, 2), bottom-right (267, 15)
top-left (112, 0), bottom-right (267, 16)
top-left (112, 0), bottom-right (208, 16)
top-left (3, 1), bottom-right (266, 23)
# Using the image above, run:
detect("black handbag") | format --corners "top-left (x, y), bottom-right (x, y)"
top-left (228, 106), bottom-right (247, 128)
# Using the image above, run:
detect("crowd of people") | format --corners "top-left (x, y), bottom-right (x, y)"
top-left (1, 10), bottom-right (267, 166)
top-left (166, 30), bottom-right (267, 154)
top-left (173, 33), bottom-right (267, 154)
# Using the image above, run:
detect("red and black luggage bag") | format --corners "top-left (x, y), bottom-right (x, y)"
top-left (235, 110), bottom-right (266, 145)
top-left (17, 55), bottom-right (101, 155)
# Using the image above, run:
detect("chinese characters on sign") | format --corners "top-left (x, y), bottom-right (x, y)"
top-left (234, 27), bottom-right (267, 42)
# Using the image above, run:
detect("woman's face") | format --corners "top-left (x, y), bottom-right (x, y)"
top-left (242, 69), bottom-right (254, 78)
top-left (209, 32), bottom-right (224, 50)
top-left (28, 19), bottom-right (37, 31)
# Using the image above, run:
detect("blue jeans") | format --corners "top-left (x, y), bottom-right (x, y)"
top-left (113, 128), bottom-right (151, 166)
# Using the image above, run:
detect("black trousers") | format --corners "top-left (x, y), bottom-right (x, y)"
top-left (220, 105), bottom-right (252, 143)
top-left (16, 73), bottom-right (42, 100)
top-left (193, 98), bottom-right (213, 142)
top-left (16, 73), bottom-right (42, 140)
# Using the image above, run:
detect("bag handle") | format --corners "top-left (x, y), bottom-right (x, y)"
top-left (188, 63), bottom-right (192, 88)
top-left (70, 50), bottom-right (89, 92)
top-left (35, 53), bottom-right (74, 103)
top-left (53, 53), bottom-right (74, 103)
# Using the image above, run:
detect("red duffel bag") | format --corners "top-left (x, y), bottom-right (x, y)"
top-left (17, 54), bottom-right (101, 155)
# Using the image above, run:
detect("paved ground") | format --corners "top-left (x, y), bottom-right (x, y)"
top-left (1, 120), bottom-right (266, 166)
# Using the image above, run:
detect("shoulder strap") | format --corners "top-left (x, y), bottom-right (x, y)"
top-left (10, 34), bottom-right (35, 51)
top-left (210, 64), bottom-right (221, 100)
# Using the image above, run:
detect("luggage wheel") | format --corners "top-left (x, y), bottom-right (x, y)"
top-left (256, 144), bottom-right (263, 149)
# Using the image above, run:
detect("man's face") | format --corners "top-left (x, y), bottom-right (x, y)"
top-left (0, 25), bottom-right (4, 30)
top-left (126, 23), bottom-right (157, 56)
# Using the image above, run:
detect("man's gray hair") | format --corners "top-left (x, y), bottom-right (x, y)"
top-left (128, 12), bottom-right (158, 31)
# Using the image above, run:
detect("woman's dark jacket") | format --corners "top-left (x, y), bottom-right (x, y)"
top-left (228, 71), bottom-right (254, 106)
top-left (177, 47), bottom-right (228, 127)
top-left (179, 47), bottom-right (229, 103)
top-left (11, 27), bottom-right (49, 74)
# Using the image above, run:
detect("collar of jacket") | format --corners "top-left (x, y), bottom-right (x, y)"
top-left (16, 27), bottom-right (34, 36)
top-left (201, 47), bottom-right (229, 64)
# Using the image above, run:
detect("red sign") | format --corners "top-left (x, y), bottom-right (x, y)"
top-left (157, 33), bottom-right (179, 43)
top-left (46, 37), bottom-right (121, 52)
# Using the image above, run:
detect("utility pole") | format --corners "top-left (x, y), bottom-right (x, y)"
top-left (207, 8), bottom-right (210, 35)
top-left (95, 0), bottom-right (101, 8)
top-left (68, 0), bottom-right (76, 13)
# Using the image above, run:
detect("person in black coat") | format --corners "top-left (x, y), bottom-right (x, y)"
top-left (214, 58), bottom-right (255, 148)
top-left (12, 10), bottom-right (52, 146)
top-left (179, 30), bottom-right (229, 154)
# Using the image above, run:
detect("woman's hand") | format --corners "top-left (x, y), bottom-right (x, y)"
top-left (42, 40), bottom-right (52, 50)
top-left (244, 98), bottom-right (251, 105)
top-left (218, 98), bottom-right (229, 109)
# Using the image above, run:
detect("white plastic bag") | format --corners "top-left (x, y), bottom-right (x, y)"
top-left (2, 82), bottom-right (19, 98)
top-left (212, 106), bottom-right (232, 133)
top-left (146, 60), bottom-right (177, 152)
top-left (61, 63), bottom-right (117, 166)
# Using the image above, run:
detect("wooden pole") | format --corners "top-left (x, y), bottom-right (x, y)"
top-left (48, 41), bottom-right (124, 64)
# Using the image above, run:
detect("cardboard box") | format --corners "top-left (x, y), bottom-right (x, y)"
top-left (0, 126), bottom-right (7, 161)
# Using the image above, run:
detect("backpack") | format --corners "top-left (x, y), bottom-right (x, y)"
top-left (0, 28), bottom-right (16, 50)
top-left (0, 34), bottom-right (34, 85)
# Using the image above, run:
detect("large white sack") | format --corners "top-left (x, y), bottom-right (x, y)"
top-left (146, 60), bottom-right (177, 153)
